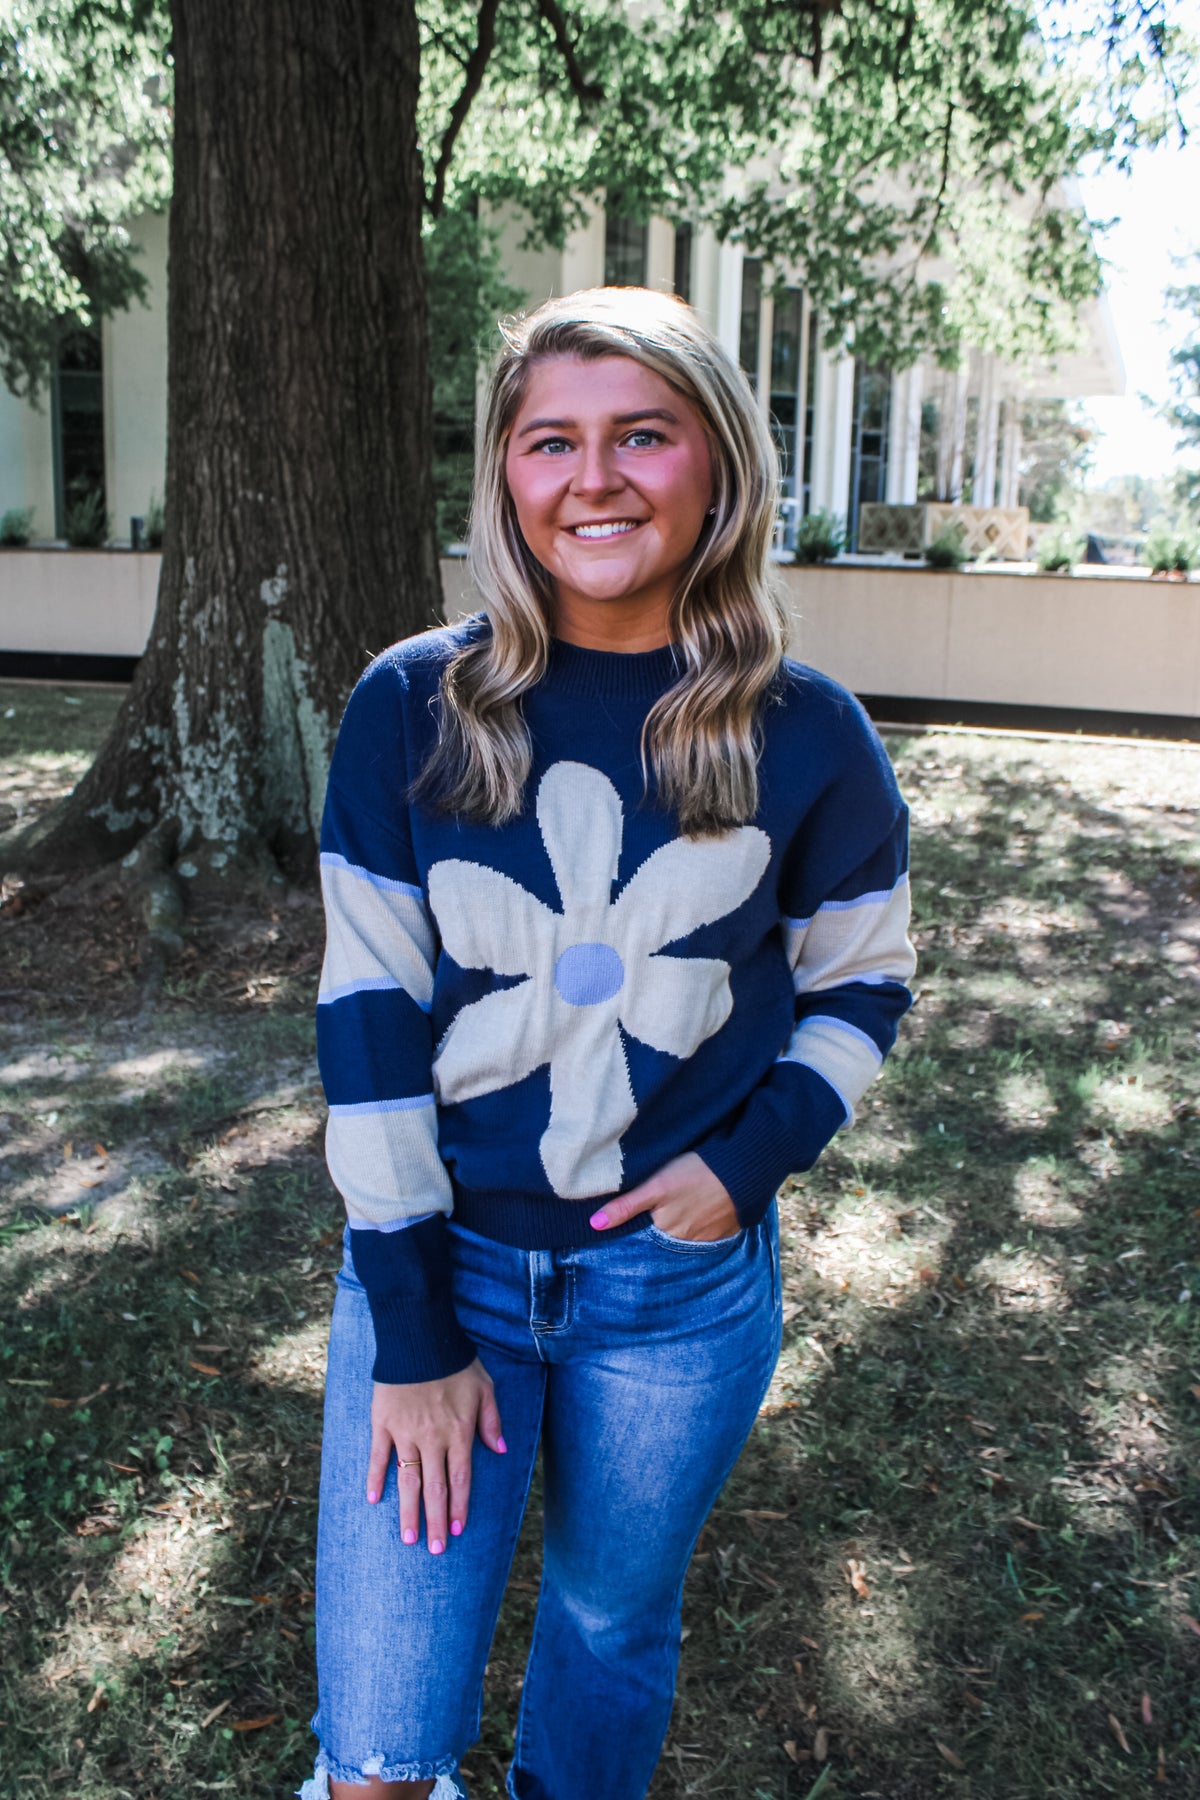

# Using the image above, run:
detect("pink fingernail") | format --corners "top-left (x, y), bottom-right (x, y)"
top-left (496, 1437), bottom-right (508, 1454)
top-left (367, 1489), bottom-right (379, 1505)
top-left (402, 1527), bottom-right (417, 1545)
top-left (590, 1210), bottom-right (609, 1229)
top-left (450, 1520), bottom-right (463, 1537)
top-left (430, 1538), bottom-right (445, 1555)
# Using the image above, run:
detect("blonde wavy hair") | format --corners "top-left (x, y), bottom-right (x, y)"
top-left (417, 285), bottom-right (788, 835)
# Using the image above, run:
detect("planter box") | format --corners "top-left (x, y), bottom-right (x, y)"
top-left (858, 502), bottom-right (1030, 562)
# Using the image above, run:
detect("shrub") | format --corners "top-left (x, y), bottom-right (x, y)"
top-left (144, 493), bottom-right (165, 549)
top-left (924, 521), bottom-right (968, 569)
top-left (64, 489), bottom-right (109, 548)
top-left (793, 509), bottom-right (844, 563)
top-left (1035, 526), bottom-right (1081, 573)
top-left (1144, 524), bottom-right (1195, 575)
top-left (0, 507), bottom-right (33, 546)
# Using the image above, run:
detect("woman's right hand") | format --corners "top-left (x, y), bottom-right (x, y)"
top-left (366, 1357), bottom-right (506, 1553)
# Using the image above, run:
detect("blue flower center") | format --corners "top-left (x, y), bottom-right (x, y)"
top-left (554, 941), bottom-right (625, 1007)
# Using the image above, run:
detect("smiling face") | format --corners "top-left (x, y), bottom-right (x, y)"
top-left (503, 353), bottom-right (715, 650)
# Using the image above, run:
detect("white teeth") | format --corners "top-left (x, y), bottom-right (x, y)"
top-left (571, 521), bottom-right (640, 539)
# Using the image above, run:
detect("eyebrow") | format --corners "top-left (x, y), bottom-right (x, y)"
top-left (516, 408), bottom-right (680, 437)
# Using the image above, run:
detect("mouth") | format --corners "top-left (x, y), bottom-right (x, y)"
top-left (567, 520), bottom-right (644, 540)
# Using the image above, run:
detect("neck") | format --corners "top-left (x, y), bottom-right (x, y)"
top-left (550, 591), bottom-right (673, 653)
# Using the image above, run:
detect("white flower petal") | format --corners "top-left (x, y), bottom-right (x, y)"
top-left (433, 979), bottom-right (555, 1103)
top-left (618, 952), bottom-right (733, 1058)
top-left (540, 1006), bottom-right (636, 1198)
top-left (611, 826), bottom-right (771, 957)
top-left (427, 859), bottom-right (554, 976)
top-left (536, 761), bottom-right (624, 917)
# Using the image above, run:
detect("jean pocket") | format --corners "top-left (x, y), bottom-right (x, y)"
top-left (643, 1221), bottom-right (747, 1254)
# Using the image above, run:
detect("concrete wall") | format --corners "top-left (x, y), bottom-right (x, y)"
top-left (4, 552), bottom-right (1197, 722)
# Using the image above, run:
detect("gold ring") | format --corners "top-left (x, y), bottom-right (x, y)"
top-left (398, 1458), bottom-right (420, 1469)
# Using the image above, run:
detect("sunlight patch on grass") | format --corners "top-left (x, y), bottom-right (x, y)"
top-left (1081, 1071), bottom-right (1175, 1132)
top-left (250, 1318), bottom-right (330, 1395)
top-left (973, 1248), bottom-right (1069, 1313)
top-left (995, 1070), bottom-right (1058, 1127)
top-left (1012, 1161), bottom-right (1085, 1229)
top-left (814, 1536), bottom-right (930, 1732)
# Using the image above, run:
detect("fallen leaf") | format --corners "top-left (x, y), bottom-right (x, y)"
top-left (814, 1726), bottom-right (829, 1762)
top-left (845, 1558), bottom-right (870, 1600)
top-left (1142, 1692), bottom-right (1153, 1726)
top-left (1189, 1385), bottom-right (1200, 1403)
top-left (44, 1397), bottom-right (72, 1409)
top-left (1158, 1746), bottom-right (1167, 1782)
top-left (105, 1460), bottom-right (139, 1474)
top-left (1011, 1515), bottom-right (1045, 1532)
top-left (232, 1714), bottom-right (280, 1732)
top-left (188, 1361), bottom-right (221, 1377)
top-left (736, 1509), bottom-right (790, 1520)
top-left (793, 1659), bottom-right (805, 1676)
top-left (799, 1634), bottom-right (820, 1651)
top-left (782, 1741), bottom-right (809, 1765)
top-left (94, 1143), bottom-right (108, 1158)
top-left (200, 1699), bottom-right (231, 1729)
top-left (1019, 1611), bottom-right (1044, 1623)
top-left (63, 1141), bottom-right (74, 1160)
top-left (1181, 1614), bottom-right (1200, 1638)
top-left (86, 1684), bottom-right (107, 1714)
top-left (179, 1267), bottom-right (201, 1283)
top-left (936, 1742), bottom-right (965, 1770)
top-left (68, 1579), bottom-right (88, 1605)
top-left (1108, 1713), bottom-right (1130, 1754)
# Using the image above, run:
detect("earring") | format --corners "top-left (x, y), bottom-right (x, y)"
top-left (706, 505), bottom-right (717, 516)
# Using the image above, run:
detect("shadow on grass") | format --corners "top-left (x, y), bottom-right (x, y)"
top-left (1, 728), bottom-right (1197, 1799)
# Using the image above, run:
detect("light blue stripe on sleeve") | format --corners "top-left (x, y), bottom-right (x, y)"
top-left (329, 1093), bottom-right (435, 1116)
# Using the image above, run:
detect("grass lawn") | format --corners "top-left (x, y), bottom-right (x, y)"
top-left (1, 679), bottom-right (1197, 1799)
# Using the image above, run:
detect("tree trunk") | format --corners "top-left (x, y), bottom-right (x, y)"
top-left (5, 0), bottom-right (441, 883)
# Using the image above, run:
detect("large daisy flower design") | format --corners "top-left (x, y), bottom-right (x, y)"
top-left (427, 760), bottom-right (770, 1198)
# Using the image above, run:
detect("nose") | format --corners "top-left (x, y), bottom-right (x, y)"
top-left (570, 436), bottom-right (623, 500)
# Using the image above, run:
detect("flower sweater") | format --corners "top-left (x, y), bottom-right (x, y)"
top-left (316, 621), bottom-right (916, 1384)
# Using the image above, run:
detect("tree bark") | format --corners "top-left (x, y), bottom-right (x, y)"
top-left (5, 0), bottom-right (441, 882)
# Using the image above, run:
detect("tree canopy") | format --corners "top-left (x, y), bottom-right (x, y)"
top-left (3, 0), bottom-right (1196, 398)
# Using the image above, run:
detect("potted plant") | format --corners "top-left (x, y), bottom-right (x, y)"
top-left (1144, 524), bottom-right (1195, 578)
top-left (64, 489), bottom-right (110, 548)
top-left (924, 520), bottom-right (968, 569)
top-left (1035, 525), bottom-right (1081, 574)
top-left (0, 507), bottom-right (33, 546)
top-left (792, 509), bottom-right (844, 564)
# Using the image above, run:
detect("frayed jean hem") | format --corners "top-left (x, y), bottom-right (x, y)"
top-left (297, 1748), bottom-right (464, 1796)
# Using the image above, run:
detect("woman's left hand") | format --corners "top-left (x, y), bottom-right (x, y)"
top-left (589, 1151), bottom-right (741, 1242)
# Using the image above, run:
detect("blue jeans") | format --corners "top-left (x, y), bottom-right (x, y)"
top-left (300, 1206), bottom-right (782, 1800)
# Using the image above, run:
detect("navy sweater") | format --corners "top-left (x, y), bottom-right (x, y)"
top-left (316, 622), bottom-right (916, 1383)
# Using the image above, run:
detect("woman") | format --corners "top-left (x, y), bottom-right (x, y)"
top-left (302, 286), bottom-right (916, 1800)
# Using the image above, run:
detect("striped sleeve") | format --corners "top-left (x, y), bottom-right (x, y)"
top-left (696, 799), bottom-right (916, 1228)
top-left (316, 674), bottom-right (475, 1385)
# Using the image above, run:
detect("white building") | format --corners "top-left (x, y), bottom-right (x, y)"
top-left (0, 202), bottom-right (1122, 553)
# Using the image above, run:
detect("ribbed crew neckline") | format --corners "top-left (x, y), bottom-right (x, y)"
top-left (543, 635), bottom-right (682, 700)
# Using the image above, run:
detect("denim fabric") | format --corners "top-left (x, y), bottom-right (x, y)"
top-left (301, 1206), bottom-right (782, 1799)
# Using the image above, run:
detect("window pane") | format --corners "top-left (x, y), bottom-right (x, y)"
top-left (739, 258), bottom-right (762, 388)
top-left (673, 223), bottom-right (692, 302)
top-left (604, 215), bottom-right (647, 287)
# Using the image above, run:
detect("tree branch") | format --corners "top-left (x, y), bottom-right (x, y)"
top-left (428, 0), bottom-right (501, 217)
top-left (534, 0), bottom-right (602, 107)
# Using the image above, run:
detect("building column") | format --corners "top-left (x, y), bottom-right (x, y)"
top-left (885, 363), bottom-right (923, 504)
top-left (999, 397), bottom-right (1023, 509)
top-left (715, 241), bottom-right (742, 361)
top-left (810, 349), bottom-right (854, 521)
top-left (689, 226), bottom-right (722, 338)
top-left (756, 290), bottom-right (774, 419)
top-left (561, 206), bottom-right (605, 290)
top-left (937, 362), bottom-right (970, 502)
top-left (645, 217), bottom-right (675, 292)
top-left (972, 353), bottom-right (1000, 507)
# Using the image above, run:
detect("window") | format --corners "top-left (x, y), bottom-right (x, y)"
top-left (51, 327), bottom-right (106, 538)
top-left (848, 360), bottom-right (892, 548)
top-left (801, 306), bottom-right (819, 516)
top-left (769, 286), bottom-right (804, 489)
top-left (604, 215), bottom-right (648, 287)
top-left (672, 223), bottom-right (693, 302)
top-left (738, 258), bottom-right (762, 388)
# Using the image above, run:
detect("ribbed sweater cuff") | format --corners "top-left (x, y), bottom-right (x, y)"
top-left (696, 1064), bottom-right (850, 1228)
top-left (350, 1217), bottom-right (477, 1386)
